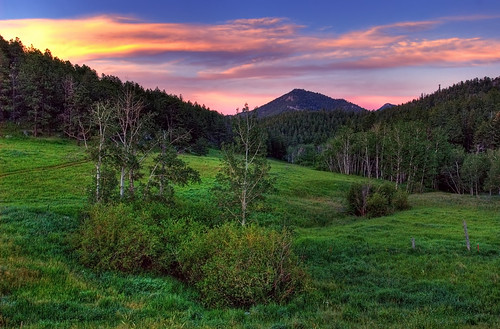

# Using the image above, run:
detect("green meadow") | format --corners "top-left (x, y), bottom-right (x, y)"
top-left (1, 136), bottom-right (499, 328)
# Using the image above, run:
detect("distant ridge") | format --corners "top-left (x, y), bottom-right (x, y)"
top-left (377, 103), bottom-right (396, 111)
top-left (253, 89), bottom-right (366, 118)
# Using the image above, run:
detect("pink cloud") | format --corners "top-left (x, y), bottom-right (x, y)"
top-left (1, 15), bottom-right (499, 113)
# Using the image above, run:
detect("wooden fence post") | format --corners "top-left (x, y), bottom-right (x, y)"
top-left (463, 220), bottom-right (470, 251)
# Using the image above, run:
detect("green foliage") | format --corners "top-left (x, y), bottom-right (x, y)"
top-left (190, 137), bottom-right (210, 156)
top-left (366, 192), bottom-right (389, 218)
top-left (214, 105), bottom-right (274, 225)
top-left (346, 182), bottom-right (372, 216)
top-left (178, 223), bottom-right (308, 308)
top-left (262, 110), bottom-right (359, 156)
top-left (378, 182), bottom-right (396, 205)
top-left (144, 142), bottom-right (201, 203)
top-left (86, 165), bottom-right (118, 204)
top-left (461, 152), bottom-right (490, 196)
top-left (77, 203), bottom-right (161, 272)
top-left (485, 149), bottom-right (500, 194)
top-left (393, 190), bottom-right (410, 210)
top-left (347, 182), bottom-right (408, 218)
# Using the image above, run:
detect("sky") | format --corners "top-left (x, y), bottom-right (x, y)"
top-left (1, 1), bottom-right (500, 114)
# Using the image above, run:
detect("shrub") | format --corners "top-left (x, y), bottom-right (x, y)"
top-left (347, 182), bottom-right (409, 218)
top-left (190, 137), bottom-right (210, 156)
top-left (77, 203), bottom-right (161, 273)
top-left (366, 192), bottom-right (390, 218)
top-left (178, 223), bottom-right (308, 307)
top-left (393, 190), bottom-right (410, 211)
top-left (346, 183), bottom-right (373, 216)
top-left (378, 182), bottom-right (396, 205)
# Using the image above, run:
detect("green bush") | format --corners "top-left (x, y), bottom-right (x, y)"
top-left (77, 203), bottom-right (161, 273)
top-left (393, 190), bottom-right (410, 211)
top-left (366, 192), bottom-right (390, 218)
top-left (346, 182), bottom-right (372, 216)
top-left (378, 182), bottom-right (396, 205)
top-left (178, 223), bottom-right (308, 307)
top-left (347, 182), bottom-right (409, 218)
top-left (190, 137), bottom-right (210, 156)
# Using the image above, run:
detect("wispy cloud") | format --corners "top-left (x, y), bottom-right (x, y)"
top-left (1, 15), bottom-right (499, 112)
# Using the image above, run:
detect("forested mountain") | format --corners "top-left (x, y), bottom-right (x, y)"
top-left (262, 109), bottom-right (363, 161)
top-left (377, 103), bottom-right (396, 111)
top-left (374, 77), bottom-right (500, 152)
top-left (0, 35), bottom-right (229, 147)
top-left (263, 76), bottom-right (500, 195)
top-left (254, 89), bottom-right (366, 118)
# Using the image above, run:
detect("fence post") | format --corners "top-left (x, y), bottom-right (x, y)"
top-left (411, 237), bottom-right (415, 250)
top-left (463, 220), bottom-right (470, 251)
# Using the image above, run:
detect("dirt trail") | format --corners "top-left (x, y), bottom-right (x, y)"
top-left (0, 159), bottom-right (91, 178)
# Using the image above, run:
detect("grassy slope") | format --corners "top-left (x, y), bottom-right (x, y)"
top-left (1, 136), bottom-right (499, 328)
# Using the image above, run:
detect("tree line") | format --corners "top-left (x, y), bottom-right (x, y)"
top-left (263, 77), bottom-right (500, 195)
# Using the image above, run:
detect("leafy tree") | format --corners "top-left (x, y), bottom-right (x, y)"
top-left (461, 152), bottom-right (490, 196)
top-left (88, 101), bottom-right (117, 203)
top-left (347, 182), bottom-right (408, 218)
top-left (144, 130), bottom-right (200, 202)
top-left (111, 88), bottom-right (151, 199)
top-left (178, 223), bottom-right (307, 307)
top-left (485, 150), bottom-right (500, 195)
top-left (214, 104), bottom-right (273, 225)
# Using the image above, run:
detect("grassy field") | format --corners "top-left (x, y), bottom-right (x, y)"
top-left (1, 135), bottom-right (500, 328)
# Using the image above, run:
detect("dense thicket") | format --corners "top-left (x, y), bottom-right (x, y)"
top-left (0, 35), bottom-right (229, 146)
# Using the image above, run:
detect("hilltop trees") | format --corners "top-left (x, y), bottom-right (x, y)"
top-left (0, 35), bottom-right (229, 148)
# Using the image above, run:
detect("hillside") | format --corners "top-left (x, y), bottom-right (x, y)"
top-left (0, 35), bottom-right (229, 147)
top-left (254, 89), bottom-right (366, 118)
top-left (1, 136), bottom-right (500, 328)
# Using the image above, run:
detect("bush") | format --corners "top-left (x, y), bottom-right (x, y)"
top-left (190, 137), bottom-right (210, 156)
top-left (77, 203), bottom-right (161, 273)
top-left (178, 223), bottom-right (308, 307)
top-left (393, 190), bottom-right (410, 211)
top-left (378, 182), bottom-right (396, 205)
top-left (346, 182), bottom-right (372, 216)
top-left (347, 182), bottom-right (409, 218)
top-left (366, 192), bottom-right (390, 218)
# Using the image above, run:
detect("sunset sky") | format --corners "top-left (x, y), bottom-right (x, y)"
top-left (1, 0), bottom-right (500, 114)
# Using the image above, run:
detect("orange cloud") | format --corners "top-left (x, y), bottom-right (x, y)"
top-left (1, 15), bottom-right (500, 113)
top-left (0, 16), bottom-right (300, 63)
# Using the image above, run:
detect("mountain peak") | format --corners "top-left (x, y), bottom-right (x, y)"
top-left (377, 103), bottom-right (396, 111)
top-left (254, 89), bottom-right (366, 118)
